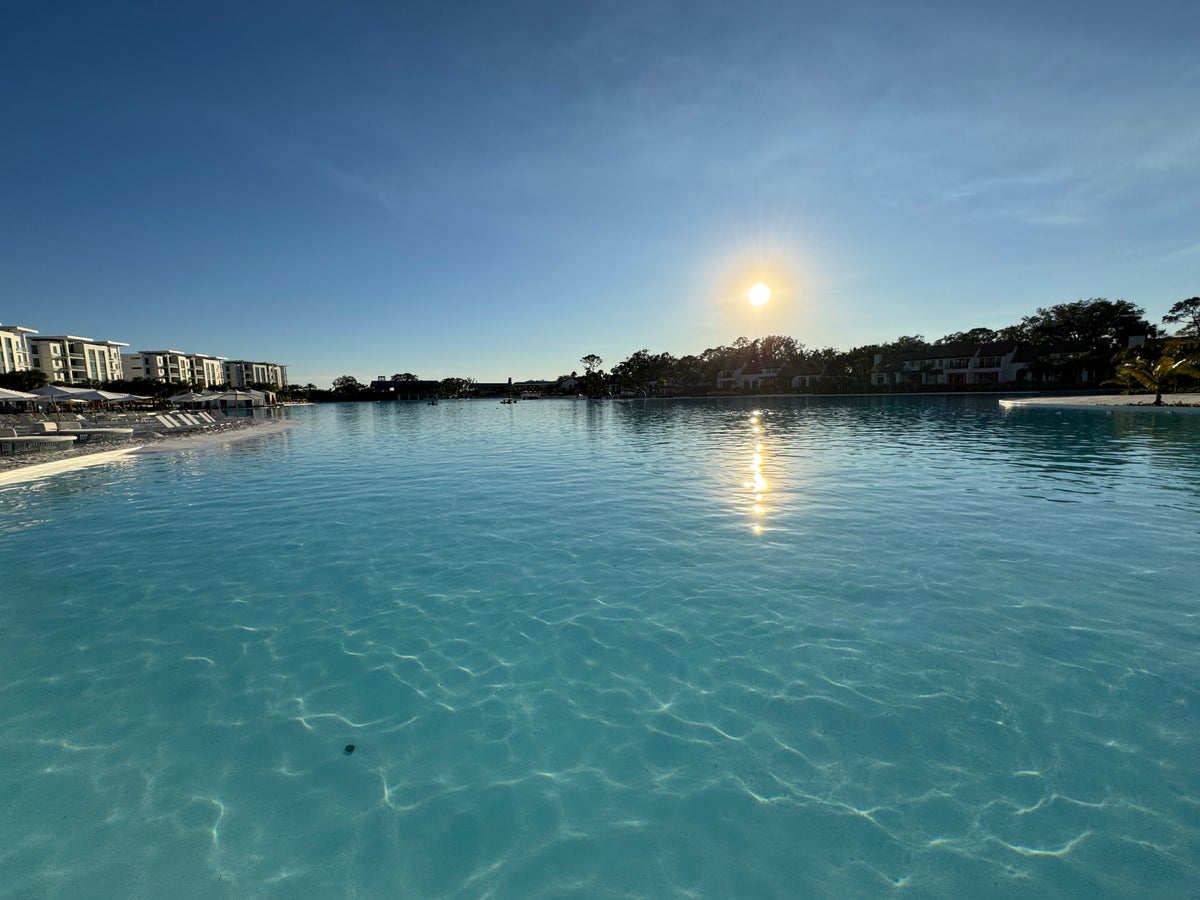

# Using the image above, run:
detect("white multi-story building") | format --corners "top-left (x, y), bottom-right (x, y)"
top-left (224, 360), bottom-right (288, 388)
top-left (122, 350), bottom-right (230, 387)
top-left (7, 322), bottom-right (289, 389)
top-left (122, 350), bottom-right (191, 384)
top-left (28, 335), bottom-right (127, 383)
top-left (187, 354), bottom-right (227, 388)
top-left (0, 324), bottom-right (38, 374)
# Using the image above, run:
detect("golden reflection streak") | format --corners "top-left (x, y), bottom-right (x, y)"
top-left (741, 412), bottom-right (769, 535)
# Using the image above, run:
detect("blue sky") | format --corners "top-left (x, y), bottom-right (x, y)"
top-left (3, 0), bottom-right (1197, 387)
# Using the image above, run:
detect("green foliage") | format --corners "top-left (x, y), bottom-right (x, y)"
top-left (756, 334), bottom-right (805, 366)
top-left (671, 355), bottom-right (707, 388)
top-left (1013, 298), bottom-right (1152, 351)
top-left (1107, 341), bottom-right (1200, 404)
top-left (611, 349), bottom-right (676, 393)
top-left (886, 335), bottom-right (928, 353)
top-left (272, 383), bottom-right (316, 401)
top-left (0, 368), bottom-right (49, 391)
top-left (101, 377), bottom-right (183, 401)
top-left (935, 328), bottom-right (999, 345)
top-left (439, 377), bottom-right (474, 397)
top-left (578, 354), bottom-right (606, 395)
top-left (332, 374), bottom-right (364, 395)
top-left (334, 294), bottom-right (1184, 398)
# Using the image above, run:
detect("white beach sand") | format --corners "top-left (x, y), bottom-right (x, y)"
top-left (0, 419), bottom-right (300, 487)
top-left (998, 393), bottom-right (1200, 412)
top-left (4, 395), bottom-right (1197, 488)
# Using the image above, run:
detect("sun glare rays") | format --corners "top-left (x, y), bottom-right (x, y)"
top-left (698, 206), bottom-right (816, 338)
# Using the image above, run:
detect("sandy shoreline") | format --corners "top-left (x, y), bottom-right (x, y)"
top-left (998, 392), bottom-right (1200, 412)
top-left (4, 394), bottom-right (1196, 488)
top-left (0, 418), bottom-right (300, 487)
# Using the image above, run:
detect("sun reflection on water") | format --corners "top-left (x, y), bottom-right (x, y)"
top-left (743, 411), bottom-right (769, 534)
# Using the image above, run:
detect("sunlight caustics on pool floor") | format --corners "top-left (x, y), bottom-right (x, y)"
top-left (1, 397), bottom-right (1198, 898)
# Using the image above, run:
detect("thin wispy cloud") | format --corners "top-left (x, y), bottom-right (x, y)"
top-left (4, 0), bottom-right (1197, 383)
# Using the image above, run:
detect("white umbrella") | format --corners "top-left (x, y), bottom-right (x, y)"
top-left (168, 392), bottom-right (208, 404)
top-left (0, 387), bottom-right (39, 400)
top-left (32, 385), bottom-right (93, 400)
top-left (168, 391), bottom-right (222, 408)
top-left (76, 389), bottom-right (148, 402)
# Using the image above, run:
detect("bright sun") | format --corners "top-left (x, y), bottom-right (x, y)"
top-left (748, 282), bottom-right (771, 306)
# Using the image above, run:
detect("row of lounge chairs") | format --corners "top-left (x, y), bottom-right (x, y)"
top-left (0, 412), bottom-right (148, 429)
top-left (16, 420), bottom-right (135, 441)
top-left (0, 426), bottom-right (81, 454)
top-left (152, 411), bottom-right (231, 433)
top-left (0, 414), bottom-right (138, 454)
top-left (0, 409), bottom-right (239, 454)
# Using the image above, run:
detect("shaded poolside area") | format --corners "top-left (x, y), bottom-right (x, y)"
top-left (0, 417), bottom-right (300, 486)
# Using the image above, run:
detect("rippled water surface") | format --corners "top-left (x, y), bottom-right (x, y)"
top-left (2, 397), bottom-right (1199, 898)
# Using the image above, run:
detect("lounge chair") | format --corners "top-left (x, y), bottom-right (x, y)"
top-left (155, 414), bottom-right (203, 432)
top-left (0, 426), bottom-right (78, 454)
top-left (55, 422), bottom-right (135, 442)
top-left (174, 413), bottom-right (213, 430)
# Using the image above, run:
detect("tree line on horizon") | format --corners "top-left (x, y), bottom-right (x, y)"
top-left (313, 296), bottom-right (1200, 402)
top-left (8, 297), bottom-right (1195, 403)
top-left (575, 296), bottom-right (1200, 398)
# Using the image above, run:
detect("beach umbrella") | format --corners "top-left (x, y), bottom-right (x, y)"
top-left (206, 390), bottom-right (263, 408)
top-left (76, 389), bottom-right (147, 402)
top-left (0, 387), bottom-right (39, 400)
top-left (168, 391), bottom-right (218, 408)
top-left (32, 385), bottom-right (93, 400)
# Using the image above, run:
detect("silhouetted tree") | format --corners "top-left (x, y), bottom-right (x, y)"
top-left (612, 349), bottom-right (676, 393)
top-left (756, 334), bottom-right (805, 366)
top-left (935, 327), bottom-right (999, 345)
top-left (332, 375), bottom-right (364, 396)
top-left (1013, 299), bottom-right (1152, 352)
top-left (671, 354), bottom-right (707, 391)
top-left (886, 335), bottom-right (929, 353)
top-left (580, 354), bottom-right (605, 396)
top-left (835, 344), bottom-right (885, 389)
top-left (439, 377), bottom-right (475, 397)
top-left (1162, 297), bottom-right (1200, 338)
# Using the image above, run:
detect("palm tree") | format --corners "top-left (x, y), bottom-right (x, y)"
top-left (1107, 351), bottom-right (1200, 405)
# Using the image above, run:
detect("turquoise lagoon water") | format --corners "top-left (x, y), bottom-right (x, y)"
top-left (1, 397), bottom-right (1198, 899)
